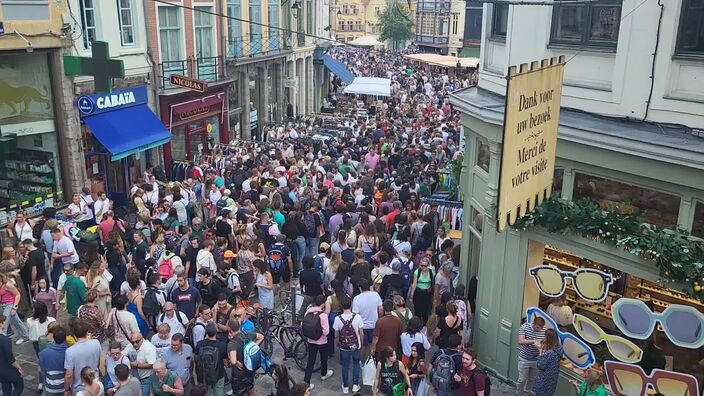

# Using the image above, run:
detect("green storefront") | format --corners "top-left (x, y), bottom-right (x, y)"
top-left (451, 87), bottom-right (704, 395)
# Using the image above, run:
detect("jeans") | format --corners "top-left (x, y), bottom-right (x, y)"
top-left (50, 258), bottom-right (62, 290)
top-left (206, 377), bottom-right (225, 396)
top-left (339, 348), bottom-right (361, 388)
top-left (304, 342), bottom-right (328, 384)
top-left (306, 236), bottom-right (320, 258)
top-left (0, 303), bottom-right (28, 339)
top-left (0, 373), bottom-right (23, 396)
top-left (140, 377), bottom-right (150, 396)
top-left (516, 357), bottom-right (538, 395)
top-left (294, 236), bottom-right (307, 272)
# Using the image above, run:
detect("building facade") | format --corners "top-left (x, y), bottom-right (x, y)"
top-left (0, 0), bottom-right (74, 228)
top-left (452, 0), bottom-right (704, 393)
top-left (414, 0), bottom-right (464, 56)
top-left (333, 0), bottom-right (387, 44)
top-left (460, 0), bottom-right (481, 58)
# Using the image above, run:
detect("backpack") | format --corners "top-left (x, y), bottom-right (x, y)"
top-left (142, 287), bottom-right (162, 317)
top-left (196, 344), bottom-right (222, 385)
top-left (398, 258), bottom-right (412, 295)
top-left (472, 367), bottom-right (492, 396)
top-left (158, 254), bottom-right (174, 279)
top-left (313, 256), bottom-right (325, 277)
top-left (338, 314), bottom-right (359, 350)
top-left (303, 212), bottom-right (317, 235)
top-left (163, 231), bottom-right (181, 250)
top-left (431, 350), bottom-right (456, 391)
top-left (267, 245), bottom-right (287, 274)
top-left (32, 219), bottom-right (46, 240)
top-left (216, 198), bottom-right (229, 216)
top-left (301, 311), bottom-right (323, 340)
top-left (393, 309), bottom-right (412, 331)
top-left (184, 322), bottom-right (205, 348)
top-left (241, 333), bottom-right (262, 371)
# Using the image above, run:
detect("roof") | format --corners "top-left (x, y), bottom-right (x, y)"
top-left (450, 87), bottom-right (704, 169)
top-left (344, 77), bottom-right (391, 97)
top-left (348, 36), bottom-right (384, 47)
top-left (405, 53), bottom-right (480, 68)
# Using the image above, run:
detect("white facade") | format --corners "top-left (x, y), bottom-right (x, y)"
top-left (478, 0), bottom-right (704, 127)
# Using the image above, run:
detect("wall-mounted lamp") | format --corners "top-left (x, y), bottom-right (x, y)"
top-left (291, 0), bottom-right (301, 17)
top-left (14, 30), bottom-right (33, 53)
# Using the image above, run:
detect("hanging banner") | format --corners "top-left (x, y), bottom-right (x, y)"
top-left (497, 57), bottom-right (565, 232)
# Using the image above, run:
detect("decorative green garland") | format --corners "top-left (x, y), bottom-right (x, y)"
top-left (513, 196), bottom-right (704, 300)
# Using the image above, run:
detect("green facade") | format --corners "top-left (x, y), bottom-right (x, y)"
top-left (453, 91), bottom-right (704, 394)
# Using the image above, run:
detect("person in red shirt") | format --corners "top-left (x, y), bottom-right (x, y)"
top-left (455, 348), bottom-right (488, 396)
top-left (371, 299), bottom-right (404, 360)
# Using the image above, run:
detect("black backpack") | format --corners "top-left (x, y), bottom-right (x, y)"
top-left (197, 344), bottom-right (222, 385)
top-left (216, 198), bottom-right (228, 216)
top-left (472, 367), bottom-right (492, 396)
top-left (142, 287), bottom-right (162, 317)
top-left (184, 322), bottom-right (205, 348)
top-left (398, 258), bottom-right (412, 296)
top-left (301, 311), bottom-right (323, 340)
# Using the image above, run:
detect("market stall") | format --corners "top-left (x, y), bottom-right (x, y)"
top-left (343, 77), bottom-right (391, 97)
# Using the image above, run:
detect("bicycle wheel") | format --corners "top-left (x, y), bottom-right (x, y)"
top-left (294, 338), bottom-right (320, 372)
top-left (277, 326), bottom-right (296, 351)
top-left (261, 335), bottom-right (274, 356)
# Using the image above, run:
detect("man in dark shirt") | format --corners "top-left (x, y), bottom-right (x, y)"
top-left (298, 256), bottom-right (324, 318)
top-left (196, 268), bottom-right (222, 309)
top-left (371, 300), bottom-right (404, 359)
top-left (341, 237), bottom-right (356, 266)
top-left (0, 314), bottom-right (24, 394)
top-left (195, 323), bottom-right (228, 394)
top-left (184, 237), bottom-right (201, 284)
top-left (227, 319), bottom-right (264, 396)
top-left (22, 239), bottom-right (46, 291)
top-left (431, 334), bottom-right (464, 392)
top-left (639, 332), bottom-right (667, 375)
top-left (380, 261), bottom-right (404, 301)
top-left (171, 274), bottom-right (202, 319)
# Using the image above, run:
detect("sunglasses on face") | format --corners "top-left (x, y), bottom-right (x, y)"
top-left (612, 298), bottom-right (704, 349)
top-left (573, 314), bottom-right (642, 364)
top-left (605, 360), bottom-right (700, 396)
top-left (527, 307), bottom-right (595, 369)
top-left (131, 339), bottom-right (142, 345)
top-left (529, 265), bottom-right (613, 303)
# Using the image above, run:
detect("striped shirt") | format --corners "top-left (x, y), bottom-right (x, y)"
top-left (518, 322), bottom-right (545, 361)
top-left (39, 343), bottom-right (68, 394)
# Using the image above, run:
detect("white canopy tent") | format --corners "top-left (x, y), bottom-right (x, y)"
top-left (344, 77), bottom-right (391, 97)
top-left (348, 35), bottom-right (384, 47)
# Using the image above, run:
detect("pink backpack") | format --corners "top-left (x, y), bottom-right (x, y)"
top-left (158, 255), bottom-right (174, 279)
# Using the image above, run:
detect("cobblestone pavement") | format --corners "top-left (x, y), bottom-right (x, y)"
top-left (12, 333), bottom-right (516, 395)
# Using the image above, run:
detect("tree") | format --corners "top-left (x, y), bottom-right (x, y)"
top-left (378, 3), bottom-right (414, 51)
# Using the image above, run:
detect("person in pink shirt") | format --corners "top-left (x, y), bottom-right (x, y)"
top-left (364, 149), bottom-right (380, 170)
top-left (302, 295), bottom-right (334, 389)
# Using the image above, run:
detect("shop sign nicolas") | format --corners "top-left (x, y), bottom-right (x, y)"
top-left (497, 57), bottom-right (565, 232)
top-left (169, 74), bottom-right (208, 93)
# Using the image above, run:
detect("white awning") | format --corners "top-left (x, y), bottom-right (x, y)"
top-left (348, 35), bottom-right (384, 47)
top-left (344, 77), bottom-right (391, 97)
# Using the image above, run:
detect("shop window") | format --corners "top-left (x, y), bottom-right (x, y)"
top-left (573, 172), bottom-right (680, 227)
top-left (117, 0), bottom-right (136, 46)
top-left (80, 0), bottom-right (98, 49)
top-left (523, 243), bottom-right (704, 379)
top-left (491, 3), bottom-right (508, 39)
top-left (692, 201), bottom-right (704, 239)
top-left (553, 168), bottom-right (564, 195)
top-left (550, 1), bottom-right (621, 48)
top-left (0, 53), bottom-right (63, 221)
top-left (476, 140), bottom-right (490, 172)
top-left (464, 0), bottom-right (483, 41)
top-left (228, 83), bottom-right (241, 110)
top-left (676, 0), bottom-right (704, 56)
top-left (471, 207), bottom-right (483, 233)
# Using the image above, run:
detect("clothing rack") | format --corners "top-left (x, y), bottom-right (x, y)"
top-left (420, 197), bottom-right (464, 232)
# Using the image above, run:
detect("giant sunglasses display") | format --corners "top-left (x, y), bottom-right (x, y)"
top-left (604, 360), bottom-right (700, 396)
top-left (529, 265), bottom-right (614, 303)
top-left (612, 298), bottom-right (704, 349)
top-left (572, 314), bottom-right (642, 364)
top-left (526, 307), bottom-right (595, 369)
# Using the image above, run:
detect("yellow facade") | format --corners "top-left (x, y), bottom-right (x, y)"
top-left (0, 1), bottom-right (68, 50)
top-left (333, 0), bottom-right (388, 43)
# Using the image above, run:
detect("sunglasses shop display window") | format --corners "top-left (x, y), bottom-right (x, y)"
top-left (522, 243), bottom-right (704, 396)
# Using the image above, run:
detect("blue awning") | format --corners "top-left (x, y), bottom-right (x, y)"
top-left (83, 104), bottom-right (171, 161)
top-left (323, 54), bottom-right (355, 84)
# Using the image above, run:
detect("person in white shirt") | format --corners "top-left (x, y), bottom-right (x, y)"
top-left (67, 194), bottom-right (88, 225)
top-left (546, 296), bottom-right (574, 330)
top-left (109, 295), bottom-right (141, 348)
top-left (93, 192), bottom-right (111, 224)
top-left (150, 323), bottom-right (173, 356)
top-left (122, 333), bottom-right (158, 395)
top-left (351, 278), bottom-right (383, 363)
top-left (78, 188), bottom-right (95, 227)
top-left (191, 305), bottom-right (213, 347)
top-left (156, 302), bottom-right (189, 336)
top-left (105, 341), bottom-right (131, 391)
top-left (333, 295), bottom-right (365, 393)
top-left (400, 316), bottom-right (431, 361)
top-left (195, 240), bottom-right (217, 282)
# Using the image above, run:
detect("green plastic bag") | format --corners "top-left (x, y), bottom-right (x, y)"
top-left (392, 381), bottom-right (407, 396)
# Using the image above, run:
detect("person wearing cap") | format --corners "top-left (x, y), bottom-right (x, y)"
top-left (194, 322), bottom-right (228, 394)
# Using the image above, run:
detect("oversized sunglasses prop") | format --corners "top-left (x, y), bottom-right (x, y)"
top-left (529, 265), bottom-right (613, 303)
top-left (526, 307), bottom-right (595, 369)
top-left (573, 314), bottom-right (642, 364)
top-left (605, 360), bottom-right (700, 396)
top-left (612, 298), bottom-right (704, 349)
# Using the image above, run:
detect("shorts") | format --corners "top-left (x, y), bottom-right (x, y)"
top-left (271, 267), bottom-right (291, 284)
top-left (363, 328), bottom-right (375, 347)
top-left (231, 367), bottom-right (254, 395)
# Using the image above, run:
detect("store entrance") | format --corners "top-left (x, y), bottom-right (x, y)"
top-left (186, 121), bottom-right (209, 160)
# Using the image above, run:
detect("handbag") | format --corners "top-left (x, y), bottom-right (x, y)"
top-left (362, 356), bottom-right (376, 386)
top-left (416, 378), bottom-right (430, 396)
top-left (392, 381), bottom-right (407, 396)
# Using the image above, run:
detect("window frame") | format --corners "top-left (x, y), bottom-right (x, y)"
top-left (79, 0), bottom-right (98, 49)
top-left (549, 0), bottom-right (622, 49)
top-left (490, 3), bottom-right (508, 40)
top-left (675, 0), bottom-right (704, 58)
top-left (117, 0), bottom-right (136, 46)
top-left (158, 5), bottom-right (183, 62)
top-left (194, 6), bottom-right (215, 59)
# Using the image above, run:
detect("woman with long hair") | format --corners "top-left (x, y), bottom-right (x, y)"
top-left (253, 259), bottom-right (274, 309)
top-left (373, 346), bottom-right (412, 396)
top-left (86, 257), bottom-right (111, 320)
top-left (407, 342), bottom-right (427, 395)
top-left (151, 234), bottom-right (167, 263)
top-left (126, 274), bottom-right (150, 336)
top-left (0, 272), bottom-right (29, 344)
top-left (357, 223), bottom-right (379, 262)
top-left (570, 367), bottom-right (607, 396)
top-left (27, 301), bottom-right (55, 361)
top-left (435, 301), bottom-right (464, 349)
top-left (75, 367), bottom-right (104, 396)
top-left (533, 328), bottom-right (563, 396)
top-left (271, 364), bottom-right (296, 396)
top-left (77, 289), bottom-right (107, 343)
top-left (33, 276), bottom-right (57, 318)
top-left (400, 317), bottom-right (431, 367)
top-left (409, 256), bottom-right (434, 325)
top-left (325, 251), bottom-right (343, 291)
top-left (252, 229), bottom-right (267, 259)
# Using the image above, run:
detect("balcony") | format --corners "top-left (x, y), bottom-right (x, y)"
top-left (157, 56), bottom-right (226, 90)
top-left (227, 33), bottom-right (292, 60)
top-left (415, 35), bottom-right (449, 45)
top-left (417, 1), bottom-right (451, 13)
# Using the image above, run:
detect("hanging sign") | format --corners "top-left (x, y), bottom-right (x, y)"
top-left (169, 74), bottom-right (208, 93)
top-left (497, 57), bottom-right (565, 231)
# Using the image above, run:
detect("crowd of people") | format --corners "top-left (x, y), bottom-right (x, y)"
top-left (0, 47), bottom-right (608, 396)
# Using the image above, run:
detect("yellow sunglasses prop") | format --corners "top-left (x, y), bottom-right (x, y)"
top-left (573, 314), bottom-right (642, 364)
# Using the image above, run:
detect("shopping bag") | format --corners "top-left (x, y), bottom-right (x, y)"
top-left (416, 378), bottom-right (430, 396)
top-left (362, 356), bottom-right (377, 386)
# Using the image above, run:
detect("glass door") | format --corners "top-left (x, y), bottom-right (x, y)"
top-left (186, 120), bottom-right (208, 161)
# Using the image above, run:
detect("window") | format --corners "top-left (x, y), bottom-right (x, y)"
top-left (676, 0), bottom-right (704, 56)
top-left (117, 0), bottom-right (135, 46)
top-left (194, 7), bottom-right (214, 58)
top-left (1, 0), bottom-right (49, 20)
top-left (693, 201), bottom-right (704, 238)
top-left (347, 21), bottom-right (354, 31)
top-left (573, 172), bottom-right (681, 227)
top-left (355, 20), bottom-right (362, 31)
top-left (342, 4), bottom-right (348, 15)
top-left (249, 0), bottom-right (262, 51)
top-left (306, 0), bottom-right (313, 34)
top-left (465, 0), bottom-right (483, 41)
top-left (158, 6), bottom-right (182, 62)
top-left (339, 21), bottom-right (345, 31)
top-left (375, 6), bottom-right (380, 16)
top-left (268, 0), bottom-right (280, 50)
top-left (476, 140), bottom-right (490, 172)
top-left (553, 168), bottom-right (564, 195)
top-left (80, 0), bottom-right (97, 48)
top-left (550, 1), bottom-right (621, 48)
top-left (451, 13), bottom-right (459, 35)
top-left (227, 0), bottom-right (243, 57)
top-left (491, 3), bottom-right (508, 38)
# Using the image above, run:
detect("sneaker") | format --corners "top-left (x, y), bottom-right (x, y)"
top-left (352, 385), bottom-right (361, 392)
top-left (38, 384), bottom-right (43, 391)
top-left (342, 386), bottom-right (349, 394)
top-left (321, 370), bottom-right (334, 380)
top-left (308, 383), bottom-right (315, 390)
top-left (226, 390), bottom-right (233, 396)
top-left (14, 338), bottom-right (25, 345)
